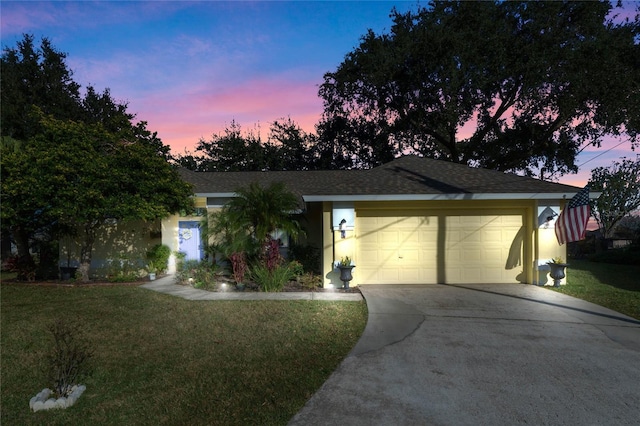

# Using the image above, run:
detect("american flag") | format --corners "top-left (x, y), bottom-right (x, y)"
top-left (555, 186), bottom-right (591, 245)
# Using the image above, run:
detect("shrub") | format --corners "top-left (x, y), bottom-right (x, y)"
top-left (298, 272), bottom-right (322, 290)
top-left (289, 260), bottom-right (305, 279)
top-left (174, 251), bottom-right (187, 270)
top-left (146, 244), bottom-right (171, 273)
top-left (44, 319), bottom-right (93, 398)
top-left (289, 243), bottom-right (321, 274)
top-left (104, 257), bottom-right (142, 282)
top-left (251, 264), bottom-right (293, 292)
top-left (175, 259), bottom-right (219, 289)
top-left (5, 255), bottom-right (36, 281)
top-left (588, 247), bottom-right (640, 265)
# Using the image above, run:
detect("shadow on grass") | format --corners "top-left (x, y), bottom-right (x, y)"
top-left (569, 259), bottom-right (640, 293)
top-left (441, 283), bottom-right (640, 326)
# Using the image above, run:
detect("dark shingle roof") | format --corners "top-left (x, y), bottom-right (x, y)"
top-left (179, 155), bottom-right (582, 200)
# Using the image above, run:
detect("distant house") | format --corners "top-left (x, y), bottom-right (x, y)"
top-left (157, 155), bottom-right (589, 287)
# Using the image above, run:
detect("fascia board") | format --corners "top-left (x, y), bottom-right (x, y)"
top-left (302, 192), bottom-right (601, 202)
top-left (195, 192), bottom-right (237, 198)
top-left (195, 192), bottom-right (303, 213)
top-left (194, 191), bottom-right (602, 202)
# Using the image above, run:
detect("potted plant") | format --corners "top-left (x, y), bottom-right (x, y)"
top-left (547, 257), bottom-right (568, 287)
top-left (337, 256), bottom-right (355, 289)
top-left (146, 263), bottom-right (157, 281)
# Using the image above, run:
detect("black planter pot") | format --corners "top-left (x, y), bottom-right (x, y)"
top-left (548, 263), bottom-right (568, 287)
top-left (338, 265), bottom-right (355, 289)
top-left (60, 266), bottom-right (78, 281)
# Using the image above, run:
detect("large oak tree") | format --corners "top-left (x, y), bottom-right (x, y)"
top-left (317, 1), bottom-right (640, 176)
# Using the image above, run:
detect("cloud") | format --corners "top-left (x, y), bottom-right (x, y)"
top-left (1, 2), bottom-right (59, 35)
top-left (130, 73), bottom-right (323, 153)
top-left (1, 1), bottom-right (189, 37)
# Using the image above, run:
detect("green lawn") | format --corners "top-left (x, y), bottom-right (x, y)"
top-left (548, 259), bottom-right (640, 320)
top-left (1, 284), bottom-right (367, 425)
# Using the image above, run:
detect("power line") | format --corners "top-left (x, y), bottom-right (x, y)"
top-left (576, 139), bottom-right (630, 169)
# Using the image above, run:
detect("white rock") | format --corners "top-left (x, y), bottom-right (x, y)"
top-left (37, 388), bottom-right (51, 400)
top-left (30, 385), bottom-right (85, 411)
top-left (55, 397), bottom-right (67, 408)
top-left (70, 385), bottom-right (85, 400)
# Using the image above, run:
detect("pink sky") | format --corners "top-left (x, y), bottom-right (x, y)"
top-left (2, 1), bottom-right (637, 188)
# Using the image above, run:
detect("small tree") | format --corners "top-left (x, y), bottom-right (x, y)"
top-left (589, 156), bottom-right (640, 238)
top-left (45, 319), bottom-right (93, 398)
top-left (208, 182), bottom-right (303, 278)
top-left (209, 182), bottom-right (303, 252)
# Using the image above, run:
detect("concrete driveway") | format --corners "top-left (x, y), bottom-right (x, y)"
top-left (289, 284), bottom-right (640, 425)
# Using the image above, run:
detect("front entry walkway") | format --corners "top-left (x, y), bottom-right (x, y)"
top-left (141, 274), bottom-right (363, 301)
top-left (289, 284), bottom-right (640, 425)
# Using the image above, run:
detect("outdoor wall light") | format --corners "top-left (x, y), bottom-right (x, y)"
top-left (339, 218), bottom-right (347, 238)
top-left (544, 212), bottom-right (558, 229)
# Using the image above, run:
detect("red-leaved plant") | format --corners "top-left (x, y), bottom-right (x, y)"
top-left (264, 238), bottom-right (282, 272)
top-left (229, 252), bottom-right (247, 284)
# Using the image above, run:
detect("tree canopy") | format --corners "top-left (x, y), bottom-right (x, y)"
top-left (1, 34), bottom-right (193, 280)
top-left (317, 0), bottom-right (640, 176)
top-left (589, 156), bottom-right (640, 238)
top-left (1, 111), bottom-right (194, 281)
top-left (174, 118), bottom-right (320, 171)
top-left (1, 34), bottom-right (83, 140)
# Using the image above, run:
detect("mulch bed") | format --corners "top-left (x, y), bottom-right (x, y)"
top-left (180, 274), bottom-right (361, 294)
top-left (2, 275), bottom-right (361, 293)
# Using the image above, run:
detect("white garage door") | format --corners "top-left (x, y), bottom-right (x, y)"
top-left (357, 211), bottom-right (524, 284)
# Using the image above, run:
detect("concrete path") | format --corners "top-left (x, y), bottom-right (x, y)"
top-left (140, 274), bottom-right (363, 301)
top-left (289, 284), bottom-right (640, 425)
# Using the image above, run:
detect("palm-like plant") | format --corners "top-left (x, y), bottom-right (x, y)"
top-left (208, 182), bottom-right (303, 259)
top-left (234, 182), bottom-right (302, 242)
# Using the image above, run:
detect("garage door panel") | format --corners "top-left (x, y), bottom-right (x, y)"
top-left (444, 215), bottom-right (522, 284)
top-left (357, 212), bottom-right (523, 284)
top-left (460, 249), bottom-right (483, 262)
top-left (485, 229), bottom-right (503, 241)
top-left (359, 249), bottom-right (380, 264)
top-left (399, 267), bottom-right (421, 282)
top-left (379, 231), bottom-right (399, 245)
top-left (379, 269), bottom-right (399, 282)
top-left (399, 250), bottom-right (419, 262)
top-left (358, 214), bottom-right (437, 284)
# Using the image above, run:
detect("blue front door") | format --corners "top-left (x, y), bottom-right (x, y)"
top-left (178, 221), bottom-right (203, 261)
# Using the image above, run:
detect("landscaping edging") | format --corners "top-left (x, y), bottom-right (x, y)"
top-left (30, 385), bottom-right (86, 412)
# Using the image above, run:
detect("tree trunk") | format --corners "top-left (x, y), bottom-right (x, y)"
top-left (1, 229), bottom-right (12, 262)
top-left (11, 226), bottom-right (36, 281)
top-left (78, 223), bottom-right (97, 283)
